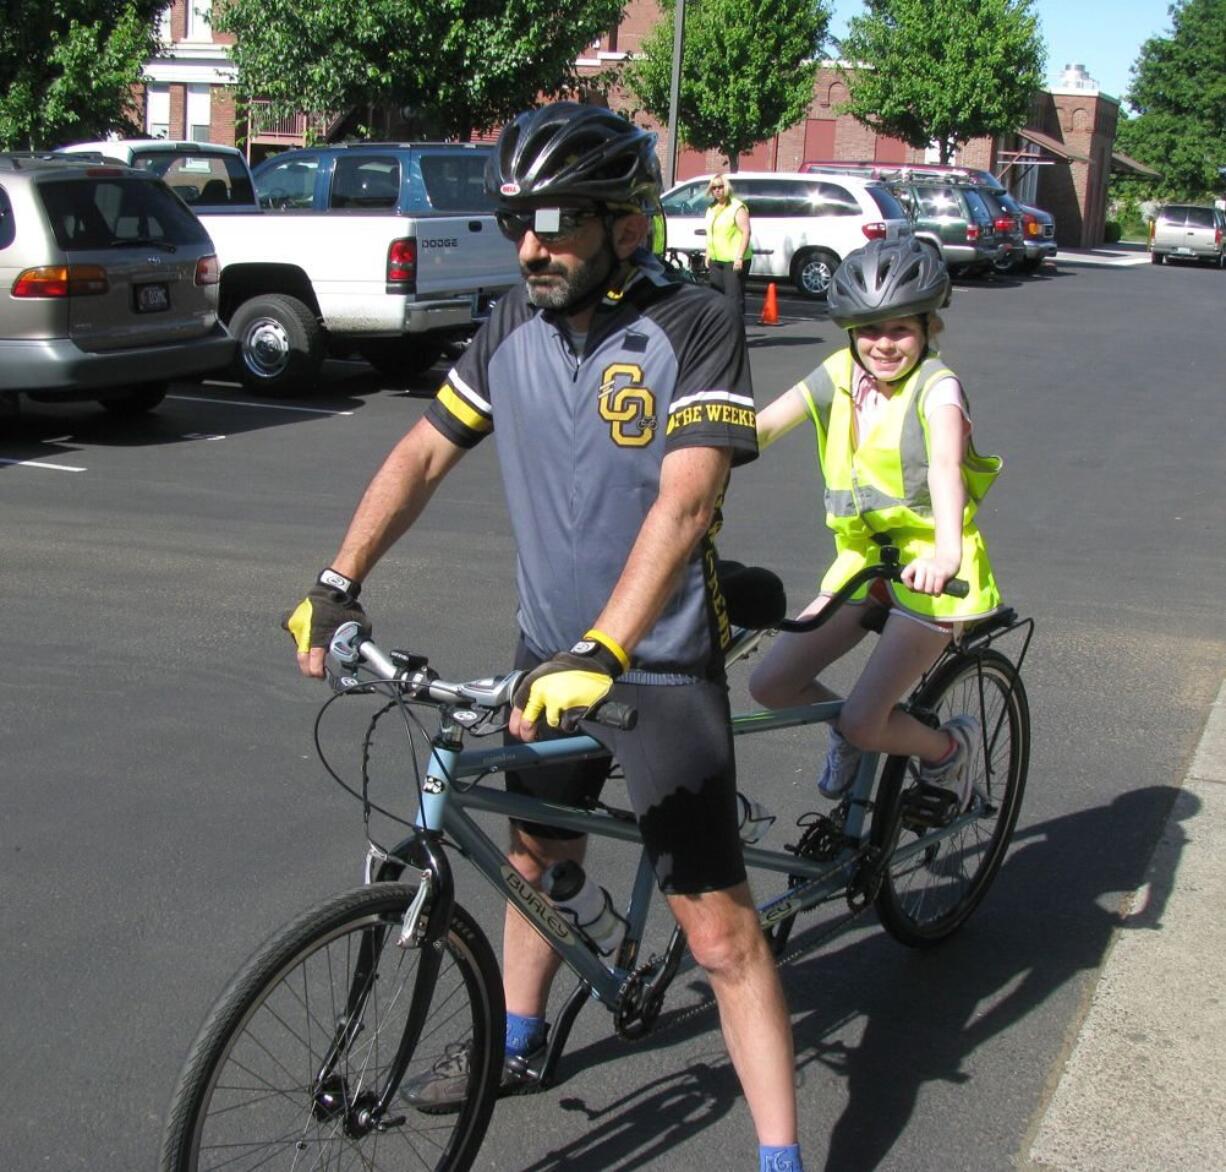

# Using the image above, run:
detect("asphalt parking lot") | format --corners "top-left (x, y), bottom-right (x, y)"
top-left (5, 252), bottom-right (1226, 1170)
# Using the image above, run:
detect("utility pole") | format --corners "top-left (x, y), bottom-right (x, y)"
top-left (664, 0), bottom-right (686, 188)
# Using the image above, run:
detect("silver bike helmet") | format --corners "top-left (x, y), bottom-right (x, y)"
top-left (827, 238), bottom-right (951, 329)
top-left (487, 102), bottom-right (662, 211)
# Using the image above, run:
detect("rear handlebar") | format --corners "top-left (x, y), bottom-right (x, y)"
top-left (778, 548), bottom-right (967, 634)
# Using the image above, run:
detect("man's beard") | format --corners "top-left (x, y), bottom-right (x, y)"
top-left (522, 242), bottom-right (616, 311)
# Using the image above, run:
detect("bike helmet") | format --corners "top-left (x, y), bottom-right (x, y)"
top-left (487, 102), bottom-right (662, 212)
top-left (827, 237), bottom-right (951, 329)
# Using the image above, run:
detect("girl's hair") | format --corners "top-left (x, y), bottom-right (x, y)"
top-left (708, 173), bottom-right (733, 198)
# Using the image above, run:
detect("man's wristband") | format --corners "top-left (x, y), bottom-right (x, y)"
top-left (318, 567), bottom-right (361, 600)
top-left (568, 628), bottom-right (630, 678)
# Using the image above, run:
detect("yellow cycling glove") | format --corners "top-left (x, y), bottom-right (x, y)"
top-left (283, 569), bottom-right (369, 655)
top-left (513, 630), bottom-right (630, 732)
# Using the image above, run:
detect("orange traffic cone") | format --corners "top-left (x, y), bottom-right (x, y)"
top-left (759, 282), bottom-right (780, 326)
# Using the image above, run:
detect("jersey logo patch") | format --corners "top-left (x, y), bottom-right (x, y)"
top-left (598, 362), bottom-right (656, 448)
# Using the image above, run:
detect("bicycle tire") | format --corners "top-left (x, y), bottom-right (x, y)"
top-left (871, 649), bottom-right (1030, 946)
top-left (161, 882), bottom-right (504, 1172)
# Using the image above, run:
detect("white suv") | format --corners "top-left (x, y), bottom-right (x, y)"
top-left (661, 172), bottom-right (912, 299)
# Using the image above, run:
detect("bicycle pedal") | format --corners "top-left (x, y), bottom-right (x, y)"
top-left (899, 784), bottom-right (962, 830)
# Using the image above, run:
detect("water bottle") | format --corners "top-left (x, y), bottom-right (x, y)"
top-left (541, 860), bottom-right (627, 959)
top-left (737, 792), bottom-right (775, 844)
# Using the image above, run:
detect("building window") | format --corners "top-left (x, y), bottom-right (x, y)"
top-left (185, 0), bottom-right (212, 43)
top-left (147, 84), bottom-right (171, 139)
top-left (187, 83), bottom-right (211, 142)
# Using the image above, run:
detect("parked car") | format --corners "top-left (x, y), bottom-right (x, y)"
top-left (1149, 203), bottom-right (1226, 267)
top-left (884, 180), bottom-right (1005, 275)
top-left (0, 153), bottom-right (234, 417)
top-left (995, 192), bottom-right (1057, 272)
top-left (661, 171), bottom-right (911, 299)
top-left (804, 160), bottom-right (1058, 274)
top-left (975, 187), bottom-right (1024, 273)
top-left (61, 139), bottom-right (519, 392)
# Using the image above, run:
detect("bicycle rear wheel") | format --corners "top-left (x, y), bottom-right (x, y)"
top-left (871, 649), bottom-right (1030, 946)
top-left (161, 882), bottom-right (504, 1171)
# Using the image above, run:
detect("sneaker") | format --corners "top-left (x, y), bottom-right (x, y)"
top-left (818, 726), bottom-right (863, 798)
top-left (918, 715), bottom-right (980, 810)
top-left (401, 1039), bottom-right (546, 1114)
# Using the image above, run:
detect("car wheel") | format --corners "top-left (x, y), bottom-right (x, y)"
top-left (791, 248), bottom-right (840, 300)
top-left (360, 338), bottom-right (446, 378)
top-left (229, 293), bottom-right (325, 395)
top-left (1020, 255), bottom-right (1044, 274)
top-left (99, 383), bottom-right (168, 417)
top-left (1150, 250), bottom-right (1164, 265)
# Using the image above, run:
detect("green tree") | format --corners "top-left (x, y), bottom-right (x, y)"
top-left (623, 0), bottom-right (830, 170)
top-left (215, 0), bottom-right (627, 141)
top-left (1115, 0), bottom-right (1226, 199)
top-left (837, 0), bottom-right (1044, 163)
top-left (0, 2), bottom-right (161, 149)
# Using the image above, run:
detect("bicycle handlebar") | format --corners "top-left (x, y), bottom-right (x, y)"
top-left (328, 623), bottom-right (637, 732)
top-left (777, 555), bottom-right (967, 634)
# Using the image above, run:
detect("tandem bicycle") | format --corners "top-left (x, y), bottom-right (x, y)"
top-left (160, 548), bottom-right (1032, 1171)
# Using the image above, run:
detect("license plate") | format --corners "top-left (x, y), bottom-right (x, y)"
top-left (135, 282), bottom-right (169, 313)
top-left (1175, 246), bottom-right (1194, 255)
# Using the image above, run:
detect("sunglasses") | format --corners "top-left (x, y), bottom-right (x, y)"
top-left (709, 184), bottom-right (726, 192)
top-left (496, 207), bottom-right (600, 244)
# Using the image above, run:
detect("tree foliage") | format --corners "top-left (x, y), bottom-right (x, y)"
top-left (0, 2), bottom-right (162, 149)
top-left (836, 0), bottom-right (1044, 163)
top-left (623, 0), bottom-right (830, 170)
top-left (1115, 0), bottom-right (1226, 199)
top-left (215, 0), bottom-right (627, 141)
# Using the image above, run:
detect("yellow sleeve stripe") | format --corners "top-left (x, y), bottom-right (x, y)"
top-left (438, 384), bottom-right (492, 433)
top-left (583, 628), bottom-right (631, 671)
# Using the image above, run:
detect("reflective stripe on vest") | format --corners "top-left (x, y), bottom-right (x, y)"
top-left (705, 197), bottom-right (752, 261)
top-left (799, 350), bottom-right (1001, 533)
top-left (797, 348), bottom-right (1004, 619)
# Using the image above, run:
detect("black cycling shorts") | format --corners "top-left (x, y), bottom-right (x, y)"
top-left (505, 641), bottom-right (746, 895)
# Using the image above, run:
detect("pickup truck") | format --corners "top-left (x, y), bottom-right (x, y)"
top-left (58, 140), bottom-right (520, 392)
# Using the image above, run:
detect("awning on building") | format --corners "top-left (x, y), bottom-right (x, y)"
top-left (1110, 150), bottom-right (1161, 178)
top-left (1015, 126), bottom-right (1088, 163)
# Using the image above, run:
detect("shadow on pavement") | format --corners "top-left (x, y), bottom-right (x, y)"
top-left (496, 785), bottom-right (1190, 1170)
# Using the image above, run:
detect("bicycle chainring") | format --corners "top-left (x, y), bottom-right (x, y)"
top-left (614, 962), bottom-right (665, 1040)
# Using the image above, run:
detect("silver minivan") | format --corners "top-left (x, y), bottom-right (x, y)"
top-left (0, 154), bottom-right (234, 416)
top-left (1149, 203), bottom-right (1226, 268)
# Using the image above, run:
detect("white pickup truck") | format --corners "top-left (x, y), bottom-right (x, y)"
top-left (60, 140), bottom-right (520, 392)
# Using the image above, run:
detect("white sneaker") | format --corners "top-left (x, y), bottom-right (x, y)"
top-left (818, 726), bottom-right (863, 798)
top-left (918, 715), bottom-right (980, 810)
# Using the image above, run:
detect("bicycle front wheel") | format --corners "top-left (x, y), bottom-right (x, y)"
top-left (161, 882), bottom-right (504, 1172)
top-left (872, 649), bottom-right (1030, 946)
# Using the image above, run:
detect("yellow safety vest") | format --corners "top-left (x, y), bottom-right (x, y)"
top-left (705, 197), bottom-right (752, 262)
top-left (798, 349), bottom-right (1003, 620)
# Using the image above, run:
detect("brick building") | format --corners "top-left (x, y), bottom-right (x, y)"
top-left (140, 0), bottom-right (1127, 245)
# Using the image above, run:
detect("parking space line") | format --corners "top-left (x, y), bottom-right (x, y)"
top-left (168, 394), bottom-right (354, 415)
top-left (0, 457), bottom-right (86, 472)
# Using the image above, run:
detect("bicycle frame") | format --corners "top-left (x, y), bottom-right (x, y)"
top-left (370, 693), bottom-right (977, 1015)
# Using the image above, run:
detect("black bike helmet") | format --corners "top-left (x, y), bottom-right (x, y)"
top-left (487, 102), bottom-right (661, 211)
top-left (827, 237), bottom-right (951, 329)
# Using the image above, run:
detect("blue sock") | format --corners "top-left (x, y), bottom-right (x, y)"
top-left (760, 1144), bottom-right (803, 1172)
top-left (504, 1012), bottom-right (547, 1057)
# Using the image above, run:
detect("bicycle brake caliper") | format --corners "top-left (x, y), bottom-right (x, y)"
top-left (398, 870), bottom-right (432, 949)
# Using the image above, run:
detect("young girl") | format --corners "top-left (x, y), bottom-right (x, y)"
top-left (749, 237), bottom-right (1002, 804)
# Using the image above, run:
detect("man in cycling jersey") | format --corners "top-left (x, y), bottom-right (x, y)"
top-left (285, 102), bottom-right (803, 1172)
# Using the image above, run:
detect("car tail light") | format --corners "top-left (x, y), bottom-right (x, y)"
top-left (966, 223), bottom-right (980, 241)
top-left (860, 221), bottom-right (887, 240)
top-left (195, 254), bottom-right (220, 285)
top-left (994, 216), bottom-right (1014, 233)
top-left (387, 238), bottom-right (417, 291)
top-left (1216, 226), bottom-right (1223, 247)
top-left (12, 264), bottom-right (109, 298)
top-left (1024, 215), bottom-right (1041, 238)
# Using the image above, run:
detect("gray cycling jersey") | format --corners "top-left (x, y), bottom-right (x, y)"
top-left (426, 252), bottom-right (757, 680)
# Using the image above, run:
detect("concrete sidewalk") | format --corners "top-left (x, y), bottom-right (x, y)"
top-left (1026, 679), bottom-right (1226, 1170)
